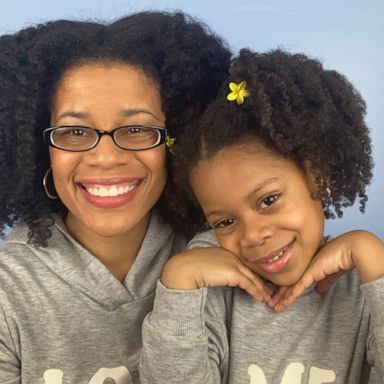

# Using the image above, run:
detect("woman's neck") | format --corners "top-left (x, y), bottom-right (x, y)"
top-left (64, 212), bottom-right (150, 282)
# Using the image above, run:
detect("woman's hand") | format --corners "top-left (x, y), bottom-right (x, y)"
top-left (162, 247), bottom-right (272, 302)
top-left (272, 230), bottom-right (384, 312)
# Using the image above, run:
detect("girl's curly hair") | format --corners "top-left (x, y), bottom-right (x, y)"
top-left (0, 11), bottom-right (231, 246)
top-left (168, 49), bottom-right (373, 239)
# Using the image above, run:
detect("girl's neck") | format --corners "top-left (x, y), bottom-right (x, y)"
top-left (64, 213), bottom-right (150, 282)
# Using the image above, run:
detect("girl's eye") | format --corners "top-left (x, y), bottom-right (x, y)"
top-left (212, 218), bottom-right (236, 229)
top-left (260, 194), bottom-right (279, 209)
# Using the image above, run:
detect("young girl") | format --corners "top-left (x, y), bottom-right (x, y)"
top-left (140, 49), bottom-right (384, 383)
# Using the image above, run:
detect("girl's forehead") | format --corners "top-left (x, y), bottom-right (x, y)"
top-left (206, 141), bottom-right (285, 166)
top-left (191, 146), bottom-right (295, 186)
top-left (189, 143), bottom-right (315, 214)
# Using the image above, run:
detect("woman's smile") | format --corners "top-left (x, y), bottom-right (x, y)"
top-left (50, 63), bottom-right (166, 238)
top-left (77, 177), bottom-right (142, 209)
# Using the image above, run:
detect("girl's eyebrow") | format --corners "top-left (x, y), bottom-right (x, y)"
top-left (205, 177), bottom-right (280, 218)
top-left (244, 177), bottom-right (280, 200)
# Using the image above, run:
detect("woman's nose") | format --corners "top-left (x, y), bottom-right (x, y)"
top-left (84, 135), bottom-right (133, 168)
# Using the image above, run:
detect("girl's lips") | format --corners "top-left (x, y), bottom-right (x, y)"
top-left (77, 178), bottom-right (142, 209)
top-left (255, 240), bottom-right (295, 274)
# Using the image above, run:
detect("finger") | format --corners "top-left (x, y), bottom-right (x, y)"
top-left (278, 266), bottom-right (332, 309)
top-left (267, 286), bottom-right (290, 308)
top-left (219, 265), bottom-right (265, 300)
top-left (283, 273), bottom-right (315, 307)
top-left (315, 270), bottom-right (346, 293)
top-left (274, 302), bottom-right (289, 313)
top-left (235, 275), bottom-right (268, 302)
top-left (237, 265), bottom-right (272, 301)
top-left (271, 287), bottom-right (297, 313)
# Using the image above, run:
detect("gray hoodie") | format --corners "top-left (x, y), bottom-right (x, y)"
top-left (0, 210), bottom-right (185, 384)
top-left (141, 230), bottom-right (384, 384)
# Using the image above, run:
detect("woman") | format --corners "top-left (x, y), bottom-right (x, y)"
top-left (0, 11), bottom-right (230, 383)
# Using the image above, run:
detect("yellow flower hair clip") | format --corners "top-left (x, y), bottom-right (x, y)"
top-left (227, 81), bottom-right (250, 105)
top-left (165, 136), bottom-right (176, 155)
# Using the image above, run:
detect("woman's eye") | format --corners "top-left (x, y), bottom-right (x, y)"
top-left (128, 127), bottom-right (143, 134)
top-left (260, 194), bottom-right (279, 209)
top-left (68, 128), bottom-right (87, 136)
top-left (212, 218), bottom-right (236, 229)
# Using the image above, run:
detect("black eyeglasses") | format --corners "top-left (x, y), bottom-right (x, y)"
top-left (43, 125), bottom-right (167, 152)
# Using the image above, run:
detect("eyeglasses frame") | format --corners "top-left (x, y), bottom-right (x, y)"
top-left (43, 125), bottom-right (167, 152)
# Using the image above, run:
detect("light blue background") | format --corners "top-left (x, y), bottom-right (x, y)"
top-left (1, 0), bottom-right (383, 239)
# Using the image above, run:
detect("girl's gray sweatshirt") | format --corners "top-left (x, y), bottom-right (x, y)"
top-left (141, 230), bottom-right (384, 384)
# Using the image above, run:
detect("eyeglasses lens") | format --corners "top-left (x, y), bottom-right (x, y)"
top-left (115, 126), bottom-right (160, 150)
top-left (51, 126), bottom-right (161, 151)
top-left (52, 127), bottom-right (97, 151)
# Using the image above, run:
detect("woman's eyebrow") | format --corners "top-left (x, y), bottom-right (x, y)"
top-left (120, 108), bottom-right (161, 121)
top-left (55, 108), bottom-right (162, 123)
top-left (56, 111), bottom-right (89, 121)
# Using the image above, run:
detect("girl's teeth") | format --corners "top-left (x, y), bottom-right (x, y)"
top-left (267, 249), bottom-right (284, 263)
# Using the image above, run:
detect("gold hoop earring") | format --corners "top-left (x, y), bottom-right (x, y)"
top-left (43, 167), bottom-right (59, 200)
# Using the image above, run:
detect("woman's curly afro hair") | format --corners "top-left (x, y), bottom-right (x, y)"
top-left (169, 49), bottom-right (373, 239)
top-left (0, 11), bottom-right (231, 246)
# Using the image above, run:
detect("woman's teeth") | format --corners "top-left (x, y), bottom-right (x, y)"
top-left (85, 184), bottom-right (136, 197)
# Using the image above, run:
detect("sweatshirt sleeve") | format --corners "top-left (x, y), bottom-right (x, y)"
top-left (140, 280), bottom-right (228, 384)
top-left (0, 305), bottom-right (21, 383)
top-left (360, 276), bottom-right (384, 379)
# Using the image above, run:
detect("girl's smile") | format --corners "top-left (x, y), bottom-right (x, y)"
top-left (252, 238), bottom-right (295, 274)
top-left (189, 141), bottom-right (325, 286)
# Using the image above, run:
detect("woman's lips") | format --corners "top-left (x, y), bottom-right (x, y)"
top-left (77, 178), bottom-right (142, 209)
top-left (82, 182), bottom-right (138, 197)
top-left (254, 240), bottom-right (295, 274)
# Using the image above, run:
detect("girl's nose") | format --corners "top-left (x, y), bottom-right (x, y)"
top-left (240, 215), bottom-right (274, 248)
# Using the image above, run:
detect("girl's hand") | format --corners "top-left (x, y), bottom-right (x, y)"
top-left (273, 230), bottom-right (384, 312)
top-left (270, 270), bottom-right (347, 310)
top-left (162, 247), bottom-right (272, 302)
